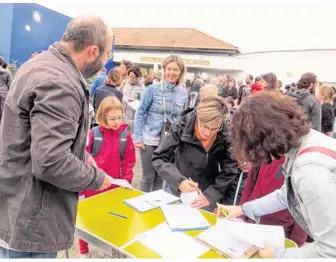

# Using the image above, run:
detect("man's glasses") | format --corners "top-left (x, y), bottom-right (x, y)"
top-left (99, 47), bottom-right (113, 59)
top-left (105, 50), bottom-right (113, 59)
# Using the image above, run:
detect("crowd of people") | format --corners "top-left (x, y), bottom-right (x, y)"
top-left (0, 15), bottom-right (335, 259)
top-left (0, 57), bottom-right (12, 123)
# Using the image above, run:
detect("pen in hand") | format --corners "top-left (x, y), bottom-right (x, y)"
top-left (189, 177), bottom-right (201, 194)
top-left (216, 202), bottom-right (229, 217)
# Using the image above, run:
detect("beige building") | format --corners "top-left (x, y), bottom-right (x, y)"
top-left (111, 28), bottom-right (243, 80)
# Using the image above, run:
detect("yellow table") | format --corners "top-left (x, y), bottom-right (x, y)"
top-left (76, 188), bottom-right (297, 259)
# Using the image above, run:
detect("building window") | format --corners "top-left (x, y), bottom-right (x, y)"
top-left (33, 11), bottom-right (42, 23)
top-left (25, 25), bottom-right (31, 32)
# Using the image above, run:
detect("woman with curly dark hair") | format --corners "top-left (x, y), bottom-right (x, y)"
top-left (218, 91), bottom-right (336, 258)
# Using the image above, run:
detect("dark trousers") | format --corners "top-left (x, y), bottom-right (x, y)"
top-left (139, 145), bottom-right (163, 192)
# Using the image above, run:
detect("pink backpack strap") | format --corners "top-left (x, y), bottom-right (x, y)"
top-left (298, 146), bottom-right (336, 159)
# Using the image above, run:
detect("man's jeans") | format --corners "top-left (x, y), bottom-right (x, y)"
top-left (0, 246), bottom-right (57, 259)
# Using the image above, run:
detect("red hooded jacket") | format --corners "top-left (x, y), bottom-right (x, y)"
top-left (82, 123), bottom-right (136, 198)
top-left (239, 157), bottom-right (307, 247)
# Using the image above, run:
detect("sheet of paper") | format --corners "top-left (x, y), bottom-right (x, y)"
top-left (180, 191), bottom-right (198, 206)
top-left (127, 100), bottom-right (140, 111)
top-left (252, 223), bottom-right (285, 248)
top-left (197, 223), bottom-right (253, 258)
top-left (143, 190), bottom-right (180, 207)
top-left (137, 223), bottom-right (209, 259)
top-left (109, 178), bottom-right (133, 189)
top-left (217, 219), bottom-right (285, 249)
top-left (161, 205), bottom-right (210, 231)
top-left (124, 197), bottom-right (155, 212)
top-left (124, 190), bottom-right (180, 212)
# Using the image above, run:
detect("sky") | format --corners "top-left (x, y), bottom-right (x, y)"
top-left (32, 0), bottom-right (336, 53)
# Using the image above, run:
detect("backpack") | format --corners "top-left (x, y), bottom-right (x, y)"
top-left (298, 146), bottom-right (336, 159)
top-left (90, 126), bottom-right (128, 159)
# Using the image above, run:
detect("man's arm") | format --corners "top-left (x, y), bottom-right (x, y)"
top-left (30, 80), bottom-right (105, 192)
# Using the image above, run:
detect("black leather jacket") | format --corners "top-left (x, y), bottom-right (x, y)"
top-left (152, 108), bottom-right (239, 210)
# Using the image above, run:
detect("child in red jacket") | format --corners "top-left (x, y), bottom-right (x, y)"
top-left (79, 96), bottom-right (136, 258)
top-left (239, 156), bottom-right (307, 247)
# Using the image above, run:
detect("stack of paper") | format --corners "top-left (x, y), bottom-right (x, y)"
top-left (137, 223), bottom-right (209, 259)
top-left (160, 205), bottom-right (210, 231)
top-left (220, 219), bottom-right (285, 248)
top-left (123, 190), bottom-right (180, 212)
top-left (196, 218), bottom-right (285, 258)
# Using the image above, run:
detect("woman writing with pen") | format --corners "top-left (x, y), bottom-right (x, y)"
top-left (218, 92), bottom-right (336, 258)
top-left (152, 95), bottom-right (240, 211)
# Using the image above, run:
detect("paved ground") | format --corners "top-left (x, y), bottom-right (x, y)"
top-left (57, 148), bottom-right (143, 259)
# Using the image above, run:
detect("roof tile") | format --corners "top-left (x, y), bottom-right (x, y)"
top-left (111, 28), bottom-right (238, 51)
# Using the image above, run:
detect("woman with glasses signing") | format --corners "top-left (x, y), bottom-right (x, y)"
top-left (152, 95), bottom-right (239, 211)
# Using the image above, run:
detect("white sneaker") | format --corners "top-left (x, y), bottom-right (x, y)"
top-left (80, 253), bottom-right (91, 258)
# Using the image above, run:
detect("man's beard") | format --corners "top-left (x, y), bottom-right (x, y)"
top-left (81, 55), bottom-right (104, 79)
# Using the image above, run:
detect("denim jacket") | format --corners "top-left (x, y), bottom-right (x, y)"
top-left (242, 129), bottom-right (336, 258)
top-left (134, 81), bottom-right (188, 146)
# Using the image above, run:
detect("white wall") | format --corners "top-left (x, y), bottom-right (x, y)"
top-left (115, 49), bottom-right (336, 84)
top-left (114, 49), bottom-right (244, 71)
top-left (237, 50), bottom-right (336, 84)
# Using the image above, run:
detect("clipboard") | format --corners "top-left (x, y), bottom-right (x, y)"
top-left (194, 222), bottom-right (259, 258)
top-left (195, 236), bottom-right (258, 258)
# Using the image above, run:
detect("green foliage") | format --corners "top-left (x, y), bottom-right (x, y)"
top-left (8, 63), bottom-right (18, 76)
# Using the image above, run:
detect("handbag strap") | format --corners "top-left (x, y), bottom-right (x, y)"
top-left (298, 146), bottom-right (336, 159)
top-left (161, 82), bottom-right (167, 123)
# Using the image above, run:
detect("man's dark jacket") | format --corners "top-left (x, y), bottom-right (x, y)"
top-left (0, 42), bottom-right (105, 252)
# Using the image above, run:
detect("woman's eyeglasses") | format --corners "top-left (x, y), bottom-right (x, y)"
top-left (199, 122), bottom-right (222, 133)
top-left (106, 116), bottom-right (123, 122)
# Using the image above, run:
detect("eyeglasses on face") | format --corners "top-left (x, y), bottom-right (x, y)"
top-left (106, 116), bottom-right (123, 122)
top-left (98, 46), bottom-right (113, 59)
top-left (199, 122), bottom-right (222, 133)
